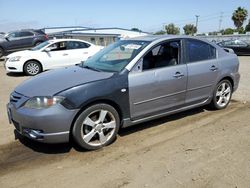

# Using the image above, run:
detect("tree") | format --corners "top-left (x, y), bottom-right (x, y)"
top-left (165, 23), bottom-right (180, 35)
top-left (183, 24), bottom-right (197, 35)
top-left (245, 19), bottom-right (250, 32)
top-left (236, 27), bottom-right (245, 34)
top-left (131, 28), bottom-right (141, 32)
top-left (232, 7), bottom-right (248, 29)
top-left (223, 28), bottom-right (235, 35)
top-left (154, 30), bottom-right (166, 35)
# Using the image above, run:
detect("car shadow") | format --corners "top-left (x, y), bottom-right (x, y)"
top-left (119, 106), bottom-right (207, 137)
top-left (6, 72), bottom-right (28, 77)
top-left (14, 130), bottom-right (88, 154)
top-left (14, 103), bottom-right (231, 154)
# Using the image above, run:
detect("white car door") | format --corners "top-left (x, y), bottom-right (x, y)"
top-left (64, 41), bottom-right (101, 66)
top-left (42, 41), bottom-right (71, 69)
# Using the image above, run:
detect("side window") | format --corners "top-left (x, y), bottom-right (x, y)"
top-left (90, 38), bottom-right (96, 44)
top-left (48, 42), bottom-right (66, 51)
top-left (66, 41), bottom-right (90, 50)
top-left (236, 40), bottom-right (248, 47)
top-left (20, 31), bottom-right (34, 37)
top-left (8, 32), bottom-right (20, 38)
top-left (186, 39), bottom-right (216, 63)
top-left (142, 40), bottom-right (180, 70)
top-left (99, 38), bottom-right (104, 46)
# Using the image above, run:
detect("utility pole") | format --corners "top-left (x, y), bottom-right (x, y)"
top-left (218, 12), bottom-right (223, 31)
top-left (195, 15), bottom-right (200, 34)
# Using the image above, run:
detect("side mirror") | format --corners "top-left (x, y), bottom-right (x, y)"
top-left (44, 48), bottom-right (51, 52)
top-left (5, 36), bottom-right (9, 41)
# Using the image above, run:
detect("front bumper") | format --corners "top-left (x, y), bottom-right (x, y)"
top-left (7, 97), bottom-right (78, 143)
top-left (5, 59), bottom-right (24, 72)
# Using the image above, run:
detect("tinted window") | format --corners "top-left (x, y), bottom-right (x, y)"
top-left (20, 31), bottom-right (34, 37)
top-left (66, 41), bottom-right (90, 49)
top-left (186, 39), bottom-right (216, 63)
top-left (8, 32), bottom-right (20, 38)
top-left (235, 40), bottom-right (248, 47)
top-left (143, 40), bottom-right (180, 70)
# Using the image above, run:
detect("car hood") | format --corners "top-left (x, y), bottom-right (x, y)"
top-left (0, 37), bottom-right (6, 42)
top-left (15, 66), bottom-right (114, 97)
top-left (7, 50), bottom-right (34, 58)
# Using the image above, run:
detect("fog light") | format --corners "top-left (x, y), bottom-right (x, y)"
top-left (22, 128), bottom-right (44, 140)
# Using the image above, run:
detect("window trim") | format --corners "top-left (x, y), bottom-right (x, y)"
top-left (184, 38), bottom-right (217, 64)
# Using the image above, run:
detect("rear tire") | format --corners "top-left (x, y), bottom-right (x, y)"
top-left (72, 104), bottom-right (120, 150)
top-left (24, 61), bottom-right (42, 76)
top-left (210, 80), bottom-right (232, 110)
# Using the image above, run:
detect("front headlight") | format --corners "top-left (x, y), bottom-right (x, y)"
top-left (9, 56), bottom-right (21, 62)
top-left (24, 96), bottom-right (65, 109)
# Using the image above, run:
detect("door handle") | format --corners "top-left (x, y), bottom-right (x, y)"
top-left (210, 65), bottom-right (218, 71)
top-left (63, 53), bottom-right (68, 56)
top-left (173, 72), bottom-right (184, 78)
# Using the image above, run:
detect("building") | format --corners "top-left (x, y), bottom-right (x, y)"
top-left (43, 27), bottom-right (149, 46)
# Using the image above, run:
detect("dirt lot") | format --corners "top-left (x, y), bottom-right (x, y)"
top-left (0, 57), bottom-right (250, 188)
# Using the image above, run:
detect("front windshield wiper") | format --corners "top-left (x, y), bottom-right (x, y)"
top-left (82, 65), bottom-right (101, 72)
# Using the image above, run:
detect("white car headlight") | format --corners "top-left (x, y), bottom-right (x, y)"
top-left (24, 96), bottom-right (65, 109)
top-left (9, 56), bottom-right (21, 62)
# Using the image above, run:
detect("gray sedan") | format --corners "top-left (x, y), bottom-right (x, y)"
top-left (7, 35), bottom-right (240, 150)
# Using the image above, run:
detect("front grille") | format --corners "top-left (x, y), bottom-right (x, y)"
top-left (10, 92), bottom-right (22, 103)
top-left (9, 92), bottom-right (29, 108)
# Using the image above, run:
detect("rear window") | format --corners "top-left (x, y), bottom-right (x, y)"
top-left (186, 39), bottom-right (216, 63)
top-left (34, 30), bottom-right (46, 35)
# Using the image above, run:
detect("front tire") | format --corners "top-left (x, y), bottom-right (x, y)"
top-left (24, 61), bottom-right (42, 76)
top-left (210, 80), bottom-right (232, 110)
top-left (0, 47), bottom-right (4, 58)
top-left (72, 104), bottom-right (120, 150)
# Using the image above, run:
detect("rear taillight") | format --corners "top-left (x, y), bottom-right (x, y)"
top-left (45, 34), bottom-right (49, 39)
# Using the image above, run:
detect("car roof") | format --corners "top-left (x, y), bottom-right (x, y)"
top-left (48, 38), bottom-right (91, 43)
top-left (126, 35), bottom-right (205, 42)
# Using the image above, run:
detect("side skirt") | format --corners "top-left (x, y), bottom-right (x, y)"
top-left (122, 97), bottom-right (211, 128)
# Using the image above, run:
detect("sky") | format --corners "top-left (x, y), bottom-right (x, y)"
top-left (0, 0), bottom-right (250, 33)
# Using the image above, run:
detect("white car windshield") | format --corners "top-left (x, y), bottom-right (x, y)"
top-left (31, 41), bottom-right (50, 51)
top-left (82, 40), bottom-right (149, 72)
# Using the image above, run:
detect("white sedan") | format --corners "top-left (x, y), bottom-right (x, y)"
top-left (5, 39), bottom-right (103, 75)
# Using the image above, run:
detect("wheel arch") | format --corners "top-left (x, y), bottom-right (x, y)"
top-left (218, 76), bottom-right (234, 89)
top-left (69, 99), bottom-right (124, 135)
top-left (23, 59), bottom-right (43, 72)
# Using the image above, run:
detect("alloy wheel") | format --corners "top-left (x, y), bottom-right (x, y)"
top-left (215, 82), bottom-right (232, 108)
top-left (26, 62), bottom-right (40, 75)
top-left (80, 109), bottom-right (117, 147)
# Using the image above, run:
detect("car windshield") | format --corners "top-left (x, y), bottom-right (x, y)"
top-left (31, 41), bottom-right (50, 51)
top-left (81, 40), bottom-right (149, 72)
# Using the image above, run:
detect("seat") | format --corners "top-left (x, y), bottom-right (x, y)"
top-left (155, 45), bottom-right (177, 68)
